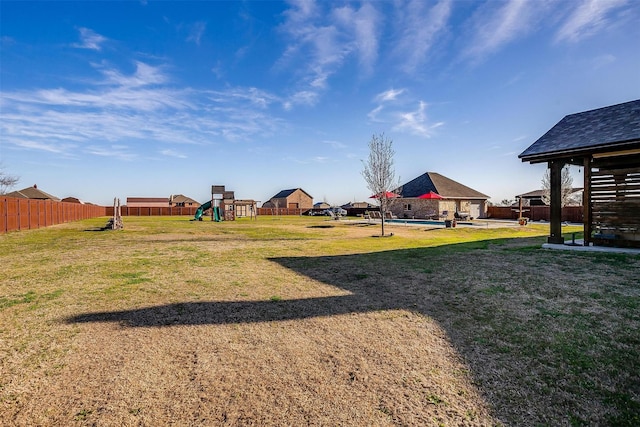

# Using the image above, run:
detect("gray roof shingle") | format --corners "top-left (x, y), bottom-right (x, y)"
top-left (395, 172), bottom-right (489, 199)
top-left (519, 99), bottom-right (640, 163)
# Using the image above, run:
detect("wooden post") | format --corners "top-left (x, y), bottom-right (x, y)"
top-left (548, 160), bottom-right (564, 244)
top-left (583, 157), bottom-right (592, 246)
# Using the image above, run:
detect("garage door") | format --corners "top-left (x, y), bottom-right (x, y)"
top-left (469, 202), bottom-right (481, 219)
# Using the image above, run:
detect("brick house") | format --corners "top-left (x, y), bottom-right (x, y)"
top-left (389, 172), bottom-right (490, 219)
top-left (262, 188), bottom-right (313, 210)
top-left (169, 194), bottom-right (201, 208)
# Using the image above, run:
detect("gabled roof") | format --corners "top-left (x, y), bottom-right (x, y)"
top-left (270, 188), bottom-right (312, 199)
top-left (169, 194), bottom-right (200, 204)
top-left (395, 172), bottom-right (489, 200)
top-left (516, 188), bottom-right (583, 199)
top-left (6, 185), bottom-right (60, 201)
top-left (519, 99), bottom-right (640, 163)
top-left (61, 197), bottom-right (85, 204)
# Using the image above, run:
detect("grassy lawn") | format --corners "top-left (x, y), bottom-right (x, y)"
top-left (1, 216), bottom-right (638, 426)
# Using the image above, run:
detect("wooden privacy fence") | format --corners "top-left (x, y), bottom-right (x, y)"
top-left (487, 205), bottom-right (583, 223)
top-left (257, 208), bottom-right (307, 216)
top-left (106, 206), bottom-right (200, 217)
top-left (105, 206), bottom-right (309, 217)
top-left (1, 197), bottom-right (107, 234)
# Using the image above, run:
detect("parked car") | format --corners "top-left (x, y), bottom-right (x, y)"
top-left (324, 207), bottom-right (347, 216)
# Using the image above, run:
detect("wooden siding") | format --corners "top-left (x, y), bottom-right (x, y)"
top-left (590, 165), bottom-right (640, 247)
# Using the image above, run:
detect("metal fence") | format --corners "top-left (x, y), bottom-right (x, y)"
top-left (487, 205), bottom-right (583, 223)
top-left (0, 197), bottom-right (107, 234)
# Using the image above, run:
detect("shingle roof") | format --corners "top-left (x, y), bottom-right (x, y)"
top-left (270, 188), bottom-right (312, 199)
top-left (395, 172), bottom-right (489, 199)
top-left (519, 99), bottom-right (640, 163)
top-left (5, 185), bottom-right (60, 201)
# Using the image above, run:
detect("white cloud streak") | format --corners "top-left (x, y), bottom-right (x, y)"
top-left (278, 0), bottom-right (381, 107)
top-left (392, 0), bottom-right (452, 73)
top-left (392, 101), bottom-right (443, 138)
top-left (462, 0), bottom-right (545, 63)
top-left (555, 0), bottom-right (628, 43)
top-left (0, 61), bottom-right (287, 159)
top-left (73, 27), bottom-right (108, 51)
top-left (186, 21), bottom-right (207, 45)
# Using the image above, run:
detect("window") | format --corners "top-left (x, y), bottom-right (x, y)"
top-left (404, 203), bottom-right (412, 211)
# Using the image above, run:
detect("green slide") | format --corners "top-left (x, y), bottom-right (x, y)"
top-left (193, 200), bottom-right (221, 221)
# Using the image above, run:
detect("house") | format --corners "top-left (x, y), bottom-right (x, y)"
top-left (61, 197), bottom-right (85, 204)
top-left (126, 197), bottom-right (170, 207)
top-left (313, 202), bottom-right (331, 209)
top-left (169, 194), bottom-right (201, 208)
top-left (5, 184), bottom-right (60, 201)
top-left (341, 201), bottom-right (376, 217)
top-left (341, 201), bottom-right (372, 209)
top-left (519, 99), bottom-right (640, 247)
top-left (262, 188), bottom-right (313, 210)
top-left (390, 172), bottom-right (490, 219)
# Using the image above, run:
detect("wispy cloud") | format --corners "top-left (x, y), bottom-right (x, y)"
top-left (0, 61), bottom-right (287, 159)
top-left (333, 2), bottom-right (381, 74)
top-left (392, 101), bottom-right (443, 138)
top-left (368, 89), bottom-right (442, 138)
top-left (186, 21), bottom-right (207, 45)
top-left (160, 149), bottom-right (187, 159)
top-left (392, 0), bottom-right (451, 73)
top-left (323, 140), bottom-right (347, 149)
top-left (374, 88), bottom-right (406, 103)
top-left (277, 0), bottom-right (381, 107)
top-left (73, 27), bottom-right (108, 51)
top-left (461, 0), bottom-right (545, 63)
top-left (555, 0), bottom-right (628, 43)
top-left (86, 144), bottom-right (136, 161)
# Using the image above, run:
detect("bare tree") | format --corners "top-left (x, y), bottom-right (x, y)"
top-left (0, 165), bottom-right (19, 194)
top-left (541, 165), bottom-right (574, 207)
top-left (361, 133), bottom-right (397, 236)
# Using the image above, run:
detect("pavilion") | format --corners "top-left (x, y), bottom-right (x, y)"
top-left (519, 99), bottom-right (640, 248)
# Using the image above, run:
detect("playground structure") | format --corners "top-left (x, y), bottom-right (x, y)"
top-left (193, 185), bottom-right (258, 222)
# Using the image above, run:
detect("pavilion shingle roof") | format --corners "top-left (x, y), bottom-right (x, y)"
top-left (519, 99), bottom-right (640, 163)
top-left (394, 172), bottom-right (489, 199)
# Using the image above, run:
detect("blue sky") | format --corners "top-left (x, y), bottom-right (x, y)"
top-left (1, 0), bottom-right (639, 206)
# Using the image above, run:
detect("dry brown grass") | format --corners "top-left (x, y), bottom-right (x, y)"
top-left (1, 216), bottom-right (638, 426)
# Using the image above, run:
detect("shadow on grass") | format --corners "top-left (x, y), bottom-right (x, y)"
top-left (65, 235), bottom-right (639, 425)
top-left (67, 237), bottom-right (532, 326)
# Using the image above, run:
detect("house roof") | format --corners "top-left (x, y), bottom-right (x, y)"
top-left (516, 188), bottom-right (583, 199)
top-left (519, 99), bottom-right (640, 164)
top-left (169, 194), bottom-right (200, 204)
top-left (6, 185), bottom-right (60, 201)
top-left (61, 197), bottom-right (85, 204)
top-left (270, 188), bottom-right (312, 199)
top-left (395, 172), bottom-right (489, 200)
